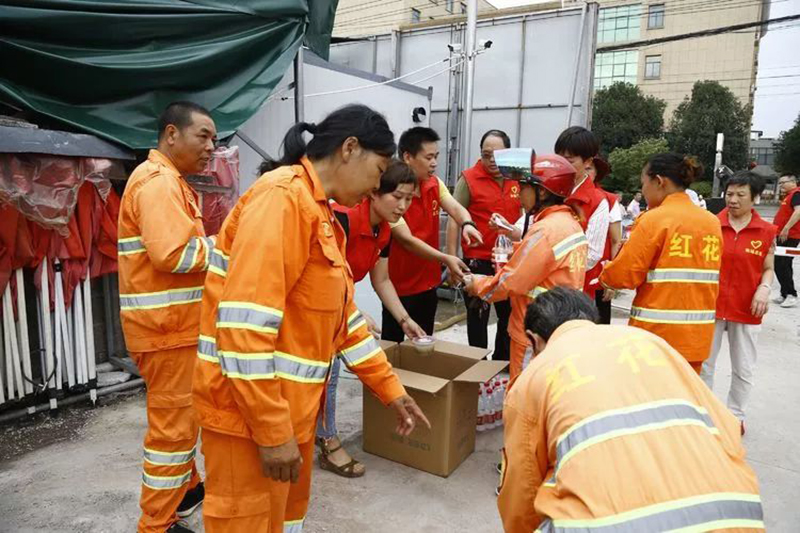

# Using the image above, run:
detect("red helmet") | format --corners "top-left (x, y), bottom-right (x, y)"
top-left (528, 154), bottom-right (576, 198)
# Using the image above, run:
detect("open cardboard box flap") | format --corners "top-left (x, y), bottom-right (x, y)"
top-left (379, 339), bottom-right (398, 351)
top-left (455, 360), bottom-right (509, 383)
top-left (399, 339), bottom-right (490, 361)
top-left (392, 367), bottom-right (450, 394)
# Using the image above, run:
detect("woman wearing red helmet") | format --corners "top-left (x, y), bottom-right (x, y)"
top-left (463, 151), bottom-right (589, 381)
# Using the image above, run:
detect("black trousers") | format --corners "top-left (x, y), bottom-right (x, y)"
top-left (595, 289), bottom-right (612, 325)
top-left (381, 288), bottom-right (439, 342)
top-left (776, 237), bottom-right (799, 298)
top-left (463, 259), bottom-right (511, 361)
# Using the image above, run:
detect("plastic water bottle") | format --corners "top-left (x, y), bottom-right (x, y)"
top-left (492, 382), bottom-right (504, 428)
top-left (493, 234), bottom-right (513, 272)
top-left (477, 384), bottom-right (487, 432)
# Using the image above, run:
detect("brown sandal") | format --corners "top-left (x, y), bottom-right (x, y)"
top-left (316, 436), bottom-right (365, 478)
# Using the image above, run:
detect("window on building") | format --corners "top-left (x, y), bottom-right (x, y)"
top-left (598, 5), bottom-right (642, 44)
top-left (750, 147), bottom-right (775, 167)
top-left (594, 50), bottom-right (640, 90)
top-left (461, 2), bottom-right (467, 14)
top-left (446, 0), bottom-right (454, 13)
top-left (645, 55), bottom-right (661, 79)
top-left (412, 8), bottom-right (421, 23)
top-left (648, 4), bottom-right (665, 29)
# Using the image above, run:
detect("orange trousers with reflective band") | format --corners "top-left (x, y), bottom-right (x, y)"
top-left (201, 429), bottom-right (314, 533)
top-left (131, 346), bottom-right (202, 533)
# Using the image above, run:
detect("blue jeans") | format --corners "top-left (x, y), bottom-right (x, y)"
top-left (316, 356), bottom-right (340, 439)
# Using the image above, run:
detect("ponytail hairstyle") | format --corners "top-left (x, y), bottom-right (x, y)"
top-left (259, 104), bottom-right (396, 174)
top-left (645, 152), bottom-right (704, 190)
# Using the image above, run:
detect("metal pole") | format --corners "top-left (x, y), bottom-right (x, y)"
top-left (515, 19), bottom-right (527, 146)
top-left (461, 0), bottom-right (478, 173)
top-left (567, 2), bottom-right (588, 127)
top-left (713, 133), bottom-right (725, 197)
top-left (294, 46), bottom-right (305, 123)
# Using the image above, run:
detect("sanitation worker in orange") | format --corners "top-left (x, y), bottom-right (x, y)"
top-left (192, 104), bottom-right (429, 533)
top-left (118, 101), bottom-right (216, 533)
top-left (498, 287), bottom-right (763, 532)
top-left (600, 153), bottom-right (723, 372)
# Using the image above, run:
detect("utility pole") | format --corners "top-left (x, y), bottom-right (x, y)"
top-left (461, 0), bottom-right (478, 174)
top-left (294, 46), bottom-right (305, 123)
top-left (712, 132), bottom-right (724, 197)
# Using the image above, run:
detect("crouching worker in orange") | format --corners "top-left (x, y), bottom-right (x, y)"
top-left (600, 153), bottom-right (722, 372)
top-left (192, 105), bottom-right (430, 533)
top-left (118, 101), bottom-right (217, 533)
top-left (498, 287), bottom-right (764, 533)
top-left (462, 152), bottom-right (588, 381)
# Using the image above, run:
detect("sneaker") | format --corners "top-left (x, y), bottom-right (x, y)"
top-left (176, 482), bottom-right (204, 518)
top-left (495, 485), bottom-right (501, 497)
top-left (741, 420), bottom-right (746, 436)
top-left (495, 462), bottom-right (503, 475)
top-left (780, 295), bottom-right (798, 308)
top-left (772, 295), bottom-right (786, 304)
top-left (167, 521), bottom-right (194, 533)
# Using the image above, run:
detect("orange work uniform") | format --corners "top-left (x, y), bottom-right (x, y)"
top-left (600, 192), bottom-right (723, 371)
top-left (498, 320), bottom-right (763, 532)
top-left (192, 158), bottom-right (406, 532)
top-left (118, 149), bottom-right (215, 532)
top-left (471, 205), bottom-right (587, 380)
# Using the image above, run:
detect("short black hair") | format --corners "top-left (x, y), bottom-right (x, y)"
top-left (554, 126), bottom-right (600, 160)
top-left (158, 101), bottom-right (212, 140)
top-left (398, 127), bottom-right (440, 158)
top-left (377, 159), bottom-right (418, 195)
top-left (480, 129), bottom-right (511, 150)
top-left (724, 170), bottom-right (765, 200)
top-left (524, 287), bottom-right (599, 341)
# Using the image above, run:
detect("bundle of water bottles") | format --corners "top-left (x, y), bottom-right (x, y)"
top-left (477, 376), bottom-right (509, 432)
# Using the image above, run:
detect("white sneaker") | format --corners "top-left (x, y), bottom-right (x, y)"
top-left (772, 295), bottom-right (786, 304)
top-left (780, 295), bottom-right (798, 308)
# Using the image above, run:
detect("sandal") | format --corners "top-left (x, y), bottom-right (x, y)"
top-left (316, 436), bottom-right (365, 478)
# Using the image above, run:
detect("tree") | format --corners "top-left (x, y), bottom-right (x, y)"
top-left (669, 81), bottom-right (750, 182)
top-left (607, 138), bottom-right (670, 194)
top-left (592, 82), bottom-right (667, 155)
top-left (774, 113), bottom-right (800, 176)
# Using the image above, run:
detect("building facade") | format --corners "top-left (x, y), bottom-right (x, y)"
top-left (334, 0), bottom-right (498, 38)
top-left (570, 0), bottom-right (767, 120)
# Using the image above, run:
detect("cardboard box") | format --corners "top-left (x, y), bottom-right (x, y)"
top-left (363, 339), bottom-right (508, 477)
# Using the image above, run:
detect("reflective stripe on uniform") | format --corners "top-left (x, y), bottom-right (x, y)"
top-left (119, 286), bottom-right (203, 311)
top-left (141, 469), bottom-right (193, 490)
top-left (118, 236), bottom-right (146, 256)
top-left (483, 231), bottom-right (544, 302)
top-left (284, 519), bottom-right (304, 533)
top-left (338, 336), bottom-right (381, 367)
top-left (209, 249), bottom-right (229, 278)
top-left (646, 268), bottom-right (720, 284)
top-left (143, 446), bottom-right (196, 466)
top-left (552, 232), bottom-right (588, 260)
top-left (174, 237), bottom-right (202, 273)
top-left (527, 286), bottom-right (548, 300)
top-left (197, 336), bottom-right (328, 383)
top-left (630, 307), bottom-right (716, 325)
top-left (535, 492), bottom-right (762, 531)
top-left (547, 400), bottom-right (718, 485)
top-left (217, 302), bottom-right (284, 334)
top-left (347, 310), bottom-right (367, 335)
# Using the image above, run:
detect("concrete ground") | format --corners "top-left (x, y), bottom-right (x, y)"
top-left (1, 273), bottom-right (799, 532)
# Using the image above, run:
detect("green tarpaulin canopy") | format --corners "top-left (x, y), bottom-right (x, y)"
top-left (0, 1), bottom-right (338, 150)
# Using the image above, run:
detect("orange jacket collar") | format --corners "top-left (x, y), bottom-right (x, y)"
top-left (300, 156), bottom-right (329, 203)
top-left (548, 319), bottom-right (595, 344)
top-left (534, 204), bottom-right (573, 223)
top-left (147, 149), bottom-right (181, 177)
top-left (663, 191), bottom-right (694, 207)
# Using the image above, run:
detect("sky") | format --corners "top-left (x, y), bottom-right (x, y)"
top-left (486, 0), bottom-right (800, 138)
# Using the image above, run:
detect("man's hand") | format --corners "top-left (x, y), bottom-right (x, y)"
top-left (443, 255), bottom-right (469, 286)
top-left (489, 213), bottom-right (513, 234)
top-left (462, 273), bottom-right (487, 296)
top-left (258, 437), bottom-right (303, 483)
top-left (462, 224), bottom-right (484, 248)
top-left (602, 288), bottom-right (617, 302)
top-left (389, 395), bottom-right (431, 436)
top-left (364, 312), bottom-right (381, 338)
top-left (778, 228), bottom-right (790, 243)
top-left (750, 285), bottom-right (770, 318)
top-left (401, 317), bottom-right (426, 339)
